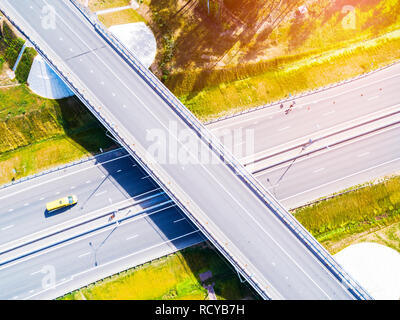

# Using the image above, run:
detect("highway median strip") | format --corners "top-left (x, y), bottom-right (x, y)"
top-left (247, 107), bottom-right (400, 174)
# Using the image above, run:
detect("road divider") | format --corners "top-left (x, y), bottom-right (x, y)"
top-left (246, 106), bottom-right (400, 174)
top-left (252, 114), bottom-right (400, 175)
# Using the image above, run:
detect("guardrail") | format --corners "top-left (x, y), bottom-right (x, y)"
top-left (2, 4), bottom-right (273, 299)
top-left (0, 1), bottom-right (372, 299)
top-left (68, 1), bottom-right (373, 300)
top-left (0, 147), bottom-right (127, 191)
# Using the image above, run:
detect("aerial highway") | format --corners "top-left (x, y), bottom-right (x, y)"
top-left (1, 122), bottom-right (399, 299)
top-left (208, 61), bottom-right (400, 164)
top-left (1, 0), bottom-right (369, 299)
top-left (0, 205), bottom-right (203, 300)
top-left (2, 58), bottom-right (399, 249)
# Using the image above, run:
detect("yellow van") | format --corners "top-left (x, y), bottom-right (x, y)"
top-left (46, 195), bottom-right (78, 212)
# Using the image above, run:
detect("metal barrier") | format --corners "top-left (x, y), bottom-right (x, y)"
top-left (68, 1), bottom-right (372, 300)
top-left (0, 1), bottom-right (372, 299)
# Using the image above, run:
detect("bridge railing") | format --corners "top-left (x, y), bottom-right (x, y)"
top-left (0, 1), bottom-right (371, 299)
top-left (68, 2), bottom-right (372, 300)
top-left (1, 5), bottom-right (274, 300)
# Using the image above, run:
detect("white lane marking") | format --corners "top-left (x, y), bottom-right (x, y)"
top-left (37, 4), bottom-right (332, 298)
top-left (313, 168), bottom-right (325, 173)
top-left (2, 225), bottom-right (14, 231)
top-left (368, 95), bottom-right (379, 101)
top-left (39, 197), bottom-right (45, 201)
top-left (122, 104), bottom-right (127, 108)
top-left (78, 252), bottom-right (91, 258)
top-left (0, 154), bottom-right (130, 201)
top-left (357, 152), bottom-right (370, 158)
top-left (210, 73), bottom-right (400, 130)
top-left (86, 180), bottom-right (91, 184)
top-left (141, 175), bottom-right (150, 180)
top-left (23, 229), bottom-right (200, 300)
top-left (55, 191), bottom-right (60, 195)
top-left (323, 110), bottom-right (335, 116)
top-left (30, 270), bottom-right (42, 276)
top-left (117, 169), bottom-right (122, 173)
top-left (8, 209), bottom-right (13, 213)
top-left (24, 203), bottom-right (29, 206)
top-left (70, 186), bottom-right (75, 189)
top-left (95, 190), bottom-right (107, 197)
top-left (173, 218), bottom-right (186, 224)
top-left (126, 235), bottom-right (138, 240)
top-left (278, 126), bottom-right (290, 132)
top-left (280, 156), bottom-right (400, 202)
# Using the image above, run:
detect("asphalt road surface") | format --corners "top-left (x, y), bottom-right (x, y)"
top-left (0, 0), bottom-right (359, 299)
top-left (208, 62), bottom-right (400, 162)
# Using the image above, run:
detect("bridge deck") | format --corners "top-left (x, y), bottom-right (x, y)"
top-left (0, 0), bottom-right (365, 299)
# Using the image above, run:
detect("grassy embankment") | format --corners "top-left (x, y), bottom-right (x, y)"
top-left (294, 175), bottom-right (400, 254)
top-left (0, 21), bottom-right (115, 185)
top-left (98, 8), bottom-right (146, 28)
top-left (88, 0), bottom-right (131, 12)
top-left (0, 86), bottom-right (115, 185)
top-left (60, 244), bottom-right (257, 300)
top-left (134, 0), bottom-right (400, 120)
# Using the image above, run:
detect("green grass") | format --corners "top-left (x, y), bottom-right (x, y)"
top-left (358, 220), bottom-right (400, 253)
top-left (0, 86), bottom-right (116, 185)
top-left (98, 8), bottom-right (146, 28)
top-left (15, 47), bottom-right (37, 83)
top-left (137, 0), bottom-right (400, 120)
top-left (293, 175), bottom-right (400, 252)
top-left (59, 244), bottom-right (257, 300)
top-left (177, 30), bottom-right (400, 120)
top-left (89, 0), bottom-right (131, 12)
top-left (0, 132), bottom-right (113, 186)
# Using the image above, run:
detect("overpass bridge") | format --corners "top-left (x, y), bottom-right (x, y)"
top-left (0, 0), bottom-right (372, 300)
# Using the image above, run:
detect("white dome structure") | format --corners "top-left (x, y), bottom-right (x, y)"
top-left (27, 55), bottom-right (74, 99)
top-left (109, 22), bottom-right (157, 69)
top-left (334, 242), bottom-right (400, 300)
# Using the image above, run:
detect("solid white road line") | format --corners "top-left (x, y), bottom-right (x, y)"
top-left (280, 156), bottom-right (400, 202)
top-left (78, 252), bottom-right (91, 258)
top-left (0, 154), bottom-right (130, 201)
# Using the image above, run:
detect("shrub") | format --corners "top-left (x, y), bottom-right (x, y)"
top-left (15, 47), bottom-right (37, 83)
top-left (4, 38), bottom-right (25, 68)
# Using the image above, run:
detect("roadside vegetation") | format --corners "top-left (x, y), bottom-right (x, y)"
top-left (131, 0), bottom-right (400, 120)
top-left (59, 244), bottom-right (257, 300)
top-left (0, 19), bottom-right (116, 185)
top-left (87, 0), bottom-right (132, 12)
top-left (0, 87), bottom-right (115, 185)
top-left (98, 9), bottom-right (146, 28)
top-left (59, 175), bottom-right (400, 300)
top-left (294, 174), bottom-right (400, 254)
